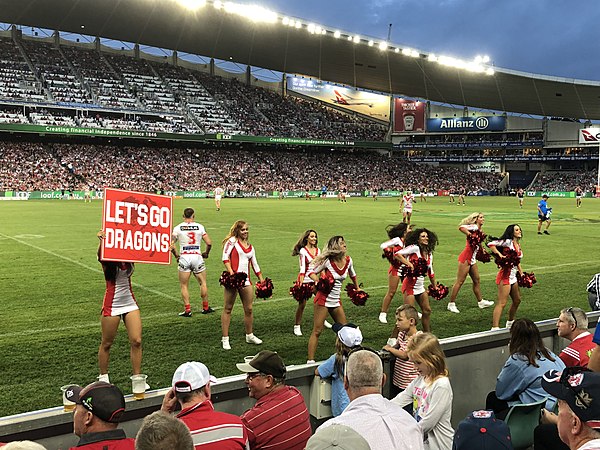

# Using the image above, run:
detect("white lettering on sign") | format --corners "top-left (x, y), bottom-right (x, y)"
top-left (105, 200), bottom-right (170, 227)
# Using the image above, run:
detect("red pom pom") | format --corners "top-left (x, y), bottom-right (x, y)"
top-left (382, 248), bottom-right (400, 268)
top-left (345, 283), bottom-right (369, 306)
top-left (400, 257), bottom-right (428, 278)
top-left (427, 282), bottom-right (449, 300)
top-left (494, 248), bottom-right (520, 270)
top-left (219, 271), bottom-right (247, 289)
top-left (256, 278), bottom-right (274, 299)
top-left (476, 246), bottom-right (492, 263)
top-left (467, 229), bottom-right (487, 249)
top-left (517, 272), bottom-right (537, 288)
top-left (289, 282), bottom-right (314, 302)
top-left (316, 271), bottom-right (334, 294)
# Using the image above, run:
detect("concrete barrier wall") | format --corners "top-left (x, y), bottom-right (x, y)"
top-left (1, 314), bottom-right (597, 449)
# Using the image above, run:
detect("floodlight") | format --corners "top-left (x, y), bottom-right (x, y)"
top-left (307, 23), bottom-right (315, 33)
top-left (177, 0), bottom-right (206, 11)
top-left (394, 48), bottom-right (399, 53)
top-left (334, 30), bottom-right (341, 38)
top-left (347, 36), bottom-right (353, 41)
top-left (321, 29), bottom-right (326, 35)
top-left (428, 53), bottom-right (437, 62)
top-left (282, 17), bottom-right (289, 25)
top-left (474, 55), bottom-right (482, 63)
top-left (401, 48), bottom-right (411, 56)
top-left (213, 0), bottom-right (222, 8)
top-left (368, 40), bottom-right (374, 46)
top-left (315, 26), bottom-right (322, 34)
top-left (486, 67), bottom-right (495, 75)
top-left (378, 41), bottom-right (387, 51)
top-left (482, 55), bottom-right (490, 63)
top-left (295, 21), bottom-right (302, 28)
top-left (353, 35), bottom-right (360, 44)
top-left (410, 50), bottom-right (419, 57)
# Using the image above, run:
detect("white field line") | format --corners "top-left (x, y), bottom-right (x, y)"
top-left (0, 232), bottom-right (595, 339)
top-left (0, 233), bottom-right (179, 302)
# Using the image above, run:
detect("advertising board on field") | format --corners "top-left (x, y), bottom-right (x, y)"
top-left (101, 188), bottom-right (173, 264)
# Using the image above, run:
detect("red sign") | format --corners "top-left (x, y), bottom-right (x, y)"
top-left (101, 188), bottom-right (173, 264)
top-left (393, 99), bottom-right (426, 132)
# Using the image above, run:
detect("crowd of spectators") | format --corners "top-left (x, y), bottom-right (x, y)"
top-left (1, 140), bottom-right (506, 193)
top-left (530, 170), bottom-right (597, 192)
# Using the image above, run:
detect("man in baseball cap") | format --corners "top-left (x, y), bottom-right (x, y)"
top-left (160, 361), bottom-right (247, 449)
top-left (237, 351), bottom-right (311, 450)
top-left (64, 381), bottom-right (134, 449)
top-left (542, 368), bottom-right (600, 449)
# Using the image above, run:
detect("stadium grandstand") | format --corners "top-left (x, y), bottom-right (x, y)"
top-left (1, 0), bottom-right (600, 448)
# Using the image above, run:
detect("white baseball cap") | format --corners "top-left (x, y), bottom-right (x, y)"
top-left (332, 323), bottom-right (363, 348)
top-left (172, 362), bottom-right (217, 392)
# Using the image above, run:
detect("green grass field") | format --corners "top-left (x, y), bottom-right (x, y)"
top-left (0, 195), bottom-right (598, 417)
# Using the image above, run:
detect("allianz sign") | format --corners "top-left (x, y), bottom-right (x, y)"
top-left (426, 116), bottom-right (506, 132)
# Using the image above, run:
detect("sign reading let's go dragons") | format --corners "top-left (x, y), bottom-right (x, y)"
top-left (426, 116), bottom-right (506, 132)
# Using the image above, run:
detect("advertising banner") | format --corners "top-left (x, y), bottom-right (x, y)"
top-left (579, 128), bottom-right (600, 144)
top-left (426, 116), bottom-right (506, 132)
top-left (286, 76), bottom-right (390, 121)
top-left (393, 99), bottom-right (426, 132)
top-left (101, 188), bottom-right (173, 264)
top-left (0, 123), bottom-right (204, 142)
top-left (466, 162), bottom-right (501, 173)
top-left (207, 133), bottom-right (389, 149)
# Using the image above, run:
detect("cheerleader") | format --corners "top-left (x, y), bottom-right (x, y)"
top-left (395, 228), bottom-right (438, 332)
top-left (378, 222), bottom-right (412, 324)
top-left (220, 220), bottom-right (264, 350)
top-left (291, 230), bottom-right (331, 336)
top-left (447, 213), bottom-right (494, 313)
top-left (487, 224), bottom-right (524, 330)
top-left (306, 235), bottom-right (361, 363)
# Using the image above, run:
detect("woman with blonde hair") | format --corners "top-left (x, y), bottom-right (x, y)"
top-left (306, 235), bottom-right (362, 363)
top-left (392, 333), bottom-right (454, 450)
top-left (220, 220), bottom-right (265, 350)
top-left (447, 212), bottom-right (494, 314)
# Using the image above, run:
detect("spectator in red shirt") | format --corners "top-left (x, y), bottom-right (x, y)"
top-left (556, 307), bottom-right (595, 368)
top-left (160, 361), bottom-right (248, 449)
top-left (236, 351), bottom-right (311, 450)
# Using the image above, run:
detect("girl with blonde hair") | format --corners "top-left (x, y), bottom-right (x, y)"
top-left (392, 333), bottom-right (454, 450)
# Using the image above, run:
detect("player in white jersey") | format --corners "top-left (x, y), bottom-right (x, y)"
top-left (220, 220), bottom-right (265, 350)
top-left (96, 231), bottom-right (143, 385)
top-left (171, 208), bottom-right (213, 317)
top-left (400, 190), bottom-right (415, 224)
top-left (214, 187), bottom-right (224, 211)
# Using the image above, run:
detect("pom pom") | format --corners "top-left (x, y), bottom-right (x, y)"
top-left (316, 270), bottom-right (334, 295)
top-left (382, 248), bottom-right (400, 268)
top-left (517, 272), bottom-right (537, 288)
top-left (289, 282), bottom-right (314, 302)
top-left (427, 282), bottom-right (449, 300)
top-left (494, 248), bottom-right (520, 270)
top-left (345, 283), bottom-right (369, 306)
top-left (400, 257), bottom-right (429, 278)
top-left (467, 229), bottom-right (487, 249)
top-left (255, 278), bottom-right (274, 299)
top-left (476, 245), bottom-right (491, 263)
top-left (219, 271), bottom-right (247, 289)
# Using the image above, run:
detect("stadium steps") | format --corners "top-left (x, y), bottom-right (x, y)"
top-left (57, 44), bottom-right (96, 103)
top-left (13, 36), bottom-right (49, 101)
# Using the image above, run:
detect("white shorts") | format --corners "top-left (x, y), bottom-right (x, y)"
top-left (215, 195), bottom-right (222, 201)
top-left (178, 254), bottom-right (206, 274)
top-left (403, 208), bottom-right (413, 213)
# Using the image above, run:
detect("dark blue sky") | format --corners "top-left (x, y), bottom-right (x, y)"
top-left (262, 0), bottom-right (600, 81)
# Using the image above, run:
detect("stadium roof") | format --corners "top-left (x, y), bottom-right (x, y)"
top-left (3, 0), bottom-right (600, 120)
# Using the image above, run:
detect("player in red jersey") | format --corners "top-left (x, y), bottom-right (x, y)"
top-left (221, 221), bottom-right (264, 350)
top-left (96, 231), bottom-right (143, 385)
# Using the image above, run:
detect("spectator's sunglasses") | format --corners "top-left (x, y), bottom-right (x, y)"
top-left (566, 307), bottom-right (578, 328)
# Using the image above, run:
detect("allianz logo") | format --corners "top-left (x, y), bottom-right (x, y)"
top-left (439, 117), bottom-right (489, 130)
